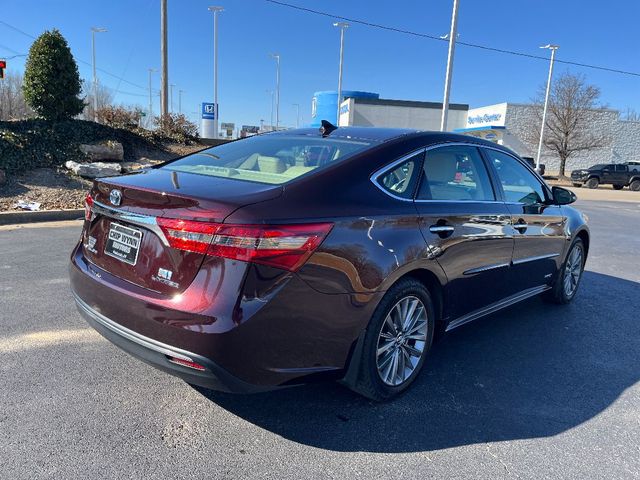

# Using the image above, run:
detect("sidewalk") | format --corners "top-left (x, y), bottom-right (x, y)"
top-left (568, 186), bottom-right (640, 203)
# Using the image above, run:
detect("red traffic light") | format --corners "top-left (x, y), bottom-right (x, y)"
top-left (0, 60), bottom-right (6, 69)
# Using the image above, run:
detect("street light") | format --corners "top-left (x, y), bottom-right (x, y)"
top-left (169, 83), bottom-right (175, 113)
top-left (536, 44), bottom-right (559, 172)
top-left (270, 53), bottom-right (280, 130)
top-left (266, 89), bottom-right (274, 130)
top-left (439, 0), bottom-right (459, 132)
top-left (333, 22), bottom-right (349, 124)
top-left (292, 103), bottom-right (300, 128)
top-left (91, 27), bottom-right (107, 122)
top-left (148, 68), bottom-right (158, 119)
top-left (208, 6), bottom-right (224, 139)
top-left (178, 89), bottom-right (184, 114)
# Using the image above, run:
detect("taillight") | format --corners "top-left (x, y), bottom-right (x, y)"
top-left (84, 193), bottom-right (94, 221)
top-left (157, 218), bottom-right (333, 272)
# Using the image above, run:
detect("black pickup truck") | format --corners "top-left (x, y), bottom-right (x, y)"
top-left (571, 163), bottom-right (640, 191)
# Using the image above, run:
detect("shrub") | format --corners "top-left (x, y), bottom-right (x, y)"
top-left (154, 114), bottom-right (199, 144)
top-left (96, 106), bottom-right (143, 130)
top-left (22, 29), bottom-right (85, 121)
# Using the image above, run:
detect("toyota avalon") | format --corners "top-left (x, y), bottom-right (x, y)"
top-left (70, 124), bottom-right (589, 400)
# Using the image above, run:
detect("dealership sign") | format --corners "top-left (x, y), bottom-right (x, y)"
top-left (465, 103), bottom-right (507, 128)
top-left (467, 113), bottom-right (502, 125)
top-left (202, 102), bottom-right (217, 120)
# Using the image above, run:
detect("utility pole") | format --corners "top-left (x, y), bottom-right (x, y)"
top-left (178, 89), bottom-right (184, 114)
top-left (148, 68), bottom-right (157, 119)
top-left (333, 22), bottom-right (349, 124)
top-left (270, 53), bottom-right (280, 130)
top-left (91, 27), bottom-right (107, 122)
top-left (439, 0), bottom-right (459, 132)
top-left (208, 6), bottom-right (223, 139)
top-left (160, 0), bottom-right (169, 122)
top-left (536, 44), bottom-right (559, 172)
top-left (292, 103), bottom-right (300, 128)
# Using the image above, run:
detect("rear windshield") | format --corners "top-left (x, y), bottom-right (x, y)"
top-left (162, 135), bottom-right (374, 184)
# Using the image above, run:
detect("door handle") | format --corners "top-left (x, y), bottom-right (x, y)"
top-left (429, 225), bottom-right (455, 234)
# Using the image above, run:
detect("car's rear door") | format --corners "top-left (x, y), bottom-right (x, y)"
top-left (481, 148), bottom-right (567, 293)
top-left (413, 144), bottom-right (514, 322)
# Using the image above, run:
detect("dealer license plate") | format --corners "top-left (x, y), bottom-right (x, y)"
top-left (104, 223), bottom-right (143, 266)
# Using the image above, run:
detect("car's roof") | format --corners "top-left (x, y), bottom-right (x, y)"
top-left (266, 126), bottom-right (507, 150)
top-left (267, 126), bottom-right (419, 143)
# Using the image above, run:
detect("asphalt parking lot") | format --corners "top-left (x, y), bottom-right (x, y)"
top-left (1, 199), bottom-right (639, 479)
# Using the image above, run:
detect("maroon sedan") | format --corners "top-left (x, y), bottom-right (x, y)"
top-left (70, 125), bottom-right (589, 400)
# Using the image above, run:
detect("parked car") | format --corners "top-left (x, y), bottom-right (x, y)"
top-left (70, 125), bottom-right (589, 401)
top-left (571, 163), bottom-right (640, 190)
top-left (521, 156), bottom-right (545, 176)
top-left (625, 161), bottom-right (640, 172)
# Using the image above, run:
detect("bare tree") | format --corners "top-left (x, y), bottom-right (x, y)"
top-left (528, 73), bottom-right (609, 177)
top-left (81, 80), bottom-right (115, 121)
top-left (0, 72), bottom-right (32, 120)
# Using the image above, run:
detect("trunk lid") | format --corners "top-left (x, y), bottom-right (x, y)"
top-left (83, 168), bottom-right (282, 295)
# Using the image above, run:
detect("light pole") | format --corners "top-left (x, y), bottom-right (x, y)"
top-left (178, 89), bottom-right (184, 114)
top-left (270, 53), bottom-right (280, 130)
top-left (148, 68), bottom-right (158, 119)
top-left (169, 83), bottom-right (175, 113)
top-left (439, 0), bottom-right (459, 132)
top-left (536, 44), bottom-right (559, 173)
top-left (91, 27), bottom-right (107, 122)
top-left (292, 103), bottom-right (300, 128)
top-left (208, 6), bottom-right (224, 139)
top-left (266, 90), bottom-right (274, 130)
top-left (333, 22), bottom-right (349, 125)
top-left (160, 0), bottom-right (168, 121)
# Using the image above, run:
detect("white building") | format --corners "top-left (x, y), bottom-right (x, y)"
top-left (338, 97), bottom-right (468, 131)
top-left (456, 103), bottom-right (640, 173)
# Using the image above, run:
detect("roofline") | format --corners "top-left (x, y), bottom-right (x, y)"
top-left (350, 97), bottom-right (469, 111)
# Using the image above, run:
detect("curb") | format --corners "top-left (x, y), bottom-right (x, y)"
top-left (0, 209), bottom-right (84, 226)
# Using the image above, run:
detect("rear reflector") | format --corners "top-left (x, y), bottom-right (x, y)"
top-left (166, 356), bottom-right (206, 371)
top-left (84, 193), bottom-right (94, 221)
top-left (157, 218), bottom-right (333, 272)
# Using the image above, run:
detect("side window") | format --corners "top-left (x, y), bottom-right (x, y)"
top-left (376, 152), bottom-right (422, 199)
top-left (615, 164), bottom-right (627, 172)
top-left (416, 145), bottom-right (495, 201)
top-left (486, 149), bottom-right (547, 205)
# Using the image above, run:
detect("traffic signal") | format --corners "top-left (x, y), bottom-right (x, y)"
top-left (0, 60), bottom-right (6, 79)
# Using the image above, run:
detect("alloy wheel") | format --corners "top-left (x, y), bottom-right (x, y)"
top-left (563, 245), bottom-right (583, 297)
top-left (376, 296), bottom-right (428, 387)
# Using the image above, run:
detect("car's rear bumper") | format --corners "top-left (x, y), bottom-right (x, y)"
top-left (70, 241), bottom-right (380, 391)
top-left (72, 292), bottom-right (268, 393)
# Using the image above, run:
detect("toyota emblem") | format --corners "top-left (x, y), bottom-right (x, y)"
top-left (109, 189), bottom-right (122, 206)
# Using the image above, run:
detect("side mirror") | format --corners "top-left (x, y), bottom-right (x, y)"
top-left (551, 186), bottom-right (576, 205)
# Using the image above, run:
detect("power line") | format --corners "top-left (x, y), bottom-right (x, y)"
top-left (265, 0), bottom-right (640, 78)
top-left (0, 19), bottom-right (150, 90)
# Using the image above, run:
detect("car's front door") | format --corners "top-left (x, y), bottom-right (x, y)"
top-left (413, 144), bottom-right (514, 321)
top-left (482, 148), bottom-right (567, 293)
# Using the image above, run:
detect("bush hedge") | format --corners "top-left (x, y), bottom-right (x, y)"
top-left (0, 119), bottom-right (159, 174)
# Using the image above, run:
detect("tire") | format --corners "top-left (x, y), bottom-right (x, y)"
top-left (544, 239), bottom-right (585, 305)
top-left (630, 179), bottom-right (640, 192)
top-left (348, 278), bottom-right (435, 401)
top-left (613, 184), bottom-right (624, 190)
top-left (585, 177), bottom-right (599, 189)
top-left (572, 183), bottom-right (582, 188)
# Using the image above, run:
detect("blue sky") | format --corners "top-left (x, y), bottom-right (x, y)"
top-left (2, 0), bottom-right (640, 127)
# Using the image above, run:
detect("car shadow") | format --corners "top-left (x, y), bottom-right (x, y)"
top-left (193, 271), bottom-right (640, 453)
